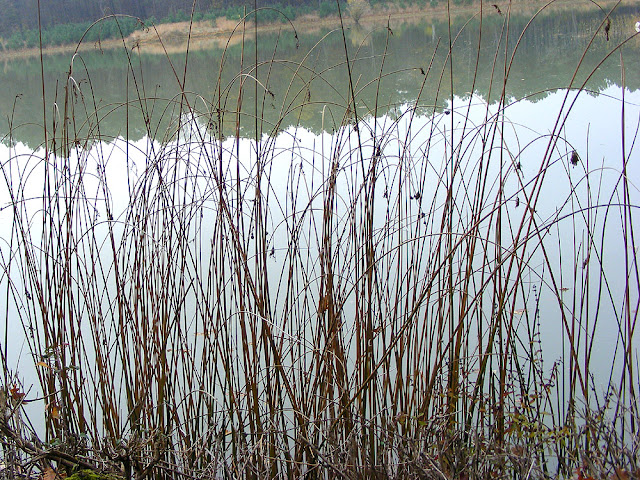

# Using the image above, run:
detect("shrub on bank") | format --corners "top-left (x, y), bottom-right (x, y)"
top-left (0, 0), bottom-right (467, 52)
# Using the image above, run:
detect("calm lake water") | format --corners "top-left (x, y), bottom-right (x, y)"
top-left (1, 4), bottom-right (639, 442)
top-left (1, 6), bottom-right (640, 145)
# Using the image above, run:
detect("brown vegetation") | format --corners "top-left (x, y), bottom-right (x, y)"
top-left (1, 1), bottom-right (639, 478)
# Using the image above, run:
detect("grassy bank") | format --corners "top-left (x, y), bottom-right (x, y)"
top-left (1, 1), bottom-right (639, 478)
top-left (1, 0), bottom-right (638, 60)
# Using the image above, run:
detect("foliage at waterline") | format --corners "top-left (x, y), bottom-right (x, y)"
top-left (3, 7), bottom-right (639, 149)
top-left (0, 0), bottom-right (438, 51)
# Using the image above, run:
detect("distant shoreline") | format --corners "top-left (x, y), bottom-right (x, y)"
top-left (1, 0), bottom-right (638, 61)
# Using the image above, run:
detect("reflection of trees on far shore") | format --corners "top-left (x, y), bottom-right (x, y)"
top-left (2, 6), bottom-right (639, 147)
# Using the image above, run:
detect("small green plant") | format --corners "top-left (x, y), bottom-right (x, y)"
top-left (319, 0), bottom-right (338, 17)
top-left (67, 470), bottom-right (124, 480)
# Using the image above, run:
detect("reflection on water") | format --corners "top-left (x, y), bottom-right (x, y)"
top-left (1, 85), bottom-right (638, 437)
top-left (1, 6), bottom-right (639, 148)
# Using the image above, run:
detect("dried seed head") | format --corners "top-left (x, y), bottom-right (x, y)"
top-left (570, 150), bottom-right (580, 166)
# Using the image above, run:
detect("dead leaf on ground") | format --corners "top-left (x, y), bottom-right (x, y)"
top-left (609, 468), bottom-right (631, 480)
top-left (42, 467), bottom-right (66, 480)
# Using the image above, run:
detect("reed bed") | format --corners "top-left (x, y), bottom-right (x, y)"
top-left (1, 1), bottom-right (639, 478)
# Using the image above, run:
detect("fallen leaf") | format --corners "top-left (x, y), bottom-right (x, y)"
top-left (42, 466), bottom-right (66, 480)
top-left (610, 468), bottom-right (630, 480)
top-left (50, 405), bottom-right (60, 419)
top-left (9, 385), bottom-right (25, 401)
top-left (576, 468), bottom-right (596, 480)
top-left (36, 361), bottom-right (51, 369)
